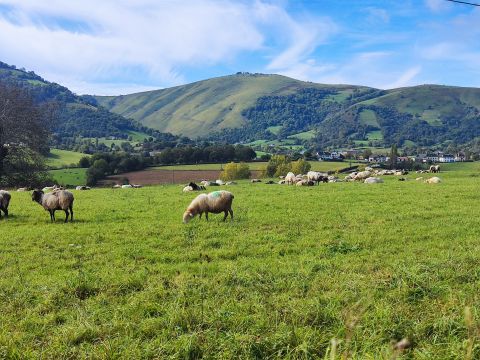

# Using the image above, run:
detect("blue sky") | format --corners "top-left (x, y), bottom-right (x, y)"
top-left (0, 0), bottom-right (479, 95)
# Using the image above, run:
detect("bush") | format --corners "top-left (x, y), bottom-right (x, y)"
top-left (263, 155), bottom-right (291, 177)
top-left (220, 162), bottom-right (251, 181)
top-left (291, 159), bottom-right (311, 174)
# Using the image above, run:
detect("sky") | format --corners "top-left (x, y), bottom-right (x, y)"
top-left (0, 0), bottom-right (479, 95)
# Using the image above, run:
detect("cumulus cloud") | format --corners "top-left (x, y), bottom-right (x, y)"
top-left (0, 0), bottom-right (292, 94)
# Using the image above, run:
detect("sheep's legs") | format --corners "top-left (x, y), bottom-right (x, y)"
top-left (49, 210), bottom-right (54, 222)
top-left (199, 212), bottom-right (203, 219)
top-left (223, 211), bottom-right (228, 221)
top-left (205, 212), bottom-right (209, 221)
top-left (229, 209), bottom-right (233, 220)
top-left (64, 209), bottom-right (69, 223)
top-left (69, 205), bottom-right (74, 222)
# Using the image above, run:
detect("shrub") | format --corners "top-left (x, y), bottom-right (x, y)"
top-left (291, 159), bottom-right (311, 174)
top-left (220, 162), bottom-right (251, 181)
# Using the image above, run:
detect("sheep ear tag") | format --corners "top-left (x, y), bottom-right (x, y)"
top-left (211, 191), bottom-right (221, 198)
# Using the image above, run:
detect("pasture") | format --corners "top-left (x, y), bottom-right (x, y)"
top-left (1, 163), bottom-right (480, 358)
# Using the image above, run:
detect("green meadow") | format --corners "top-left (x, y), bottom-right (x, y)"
top-left (1, 162), bottom-right (480, 358)
top-left (47, 149), bottom-right (88, 169)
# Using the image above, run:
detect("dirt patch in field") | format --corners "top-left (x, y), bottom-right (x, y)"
top-left (103, 169), bottom-right (263, 185)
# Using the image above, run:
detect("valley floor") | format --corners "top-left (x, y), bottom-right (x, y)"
top-left (1, 162), bottom-right (480, 358)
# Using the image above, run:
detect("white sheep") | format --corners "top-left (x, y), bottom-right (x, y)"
top-left (75, 186), bottom-right (91, 190)
top-left (31, 189), bottom-right (74, 222)
top-left (364, 177), bottom-right (384, 184)
top-left (285, 172), bottom-right (296, 185)
top-left (0, 190), bottom-right (11, 218)
top-left (354, 171), bottom-right (372, 181)
top-left (183, 185), bottom-right (194, 192)
top-left (215, 179), bottom-right (225, 185)
top-left (183, 190), bottom-right (234, 223)
top-left (122, 184), bottom-right (133, 189)
top-left (425, 177), bottom-right (442, 184)
top-left (17, 187), bottom-right (28, 192)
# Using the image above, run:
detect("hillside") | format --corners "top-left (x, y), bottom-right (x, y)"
top-left (96, 73), bottom-right (367, 139)
top-left (97, 74), bottom-right (480, 147)
top-left (0, 61), bottom-right (150, 144)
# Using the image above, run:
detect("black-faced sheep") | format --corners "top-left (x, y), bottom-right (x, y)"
top-left (32, 189), bottom-right (74, 223)
top-left (188, 182), bottom-right (206, 191)
top-left (429, 165), bottom-right (440, 173)
top-left (0, 190), bottom-right (11, 218)
top-left (183, 190), bottom-right (234, 223)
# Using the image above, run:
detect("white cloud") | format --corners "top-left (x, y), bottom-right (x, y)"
top-left (425, 0), bottom-right (451, 12)
top-left (385, 66), bottom-right (422, 88)
top-left (0, 0), bottom-right (272, 94)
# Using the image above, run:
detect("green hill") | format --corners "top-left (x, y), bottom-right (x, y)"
top-left (0, 61), bottom-right (158, 145)
top-left (96, 73), bottom-right (365, 139)
top-left (96, 72), bottom-right (480, 147)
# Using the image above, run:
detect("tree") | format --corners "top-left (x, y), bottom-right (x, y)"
top-left (263, 155), bottom-right (291, 177)
top-left (389, 144), bottom-right (398, 169)
top-left (291, 158), bottom-right (311, 174)
top-left (79, 156), bottom-right (91, 168)
top-left (362, 149), bottom-right (372, 160)
top-left (220, 162), bottom-right (251, 181)
top-left (0, 82), bottom-right (53, 187)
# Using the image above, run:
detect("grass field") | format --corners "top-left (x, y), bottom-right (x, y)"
top-left (153, 161), bottom-right (353, 172)
top-left (50, 168), bottom-right (87, 186)
top-left (47, 149), bottom-right (88, 169)
top-left (2, 162), bottom-right (480, 358)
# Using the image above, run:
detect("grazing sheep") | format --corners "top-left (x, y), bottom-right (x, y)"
top-left (354, 171), bottom-right (372, 181)
top-left (0, 190), bottom-right (11, 218)
top-left (364, 177), bottom-right (384, 184)
top-left (429, 165), bottom-right (440, 173)
top-left (75, 186), bottom-right (91, 190)
top-left (17, 187), bottom-right (28, 192)
top-left (225, 181), bottom-right (237, 185)
top-left (425, 176), bottom-right (442, 184)
top-left (31, 189), bottom-right (74, 223)
top-left (251, 179), bottom-right (262, 183)
top-left (307, 171), bottom-right (328, 185)
top-left (183, 190), bottom-right (234, 223)
top-left (183, 186), bottom-right (194, 192)
top-left (285, 172), bottom-right (296, 185)
top-left (215, 179), bottom-right (225, 186)
top-left (278, 180), bottom-right (286, 185)
top-left (122, 184), bottom-right (133, 189)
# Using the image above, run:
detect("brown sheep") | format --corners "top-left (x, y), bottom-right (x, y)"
top-left (32, 189), bottom-right (74, 223)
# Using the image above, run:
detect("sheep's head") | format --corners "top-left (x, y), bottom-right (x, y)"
top-left (183, 211), bottom-right (194, 224)
top-left (31, 189), bottom-right (43, 203)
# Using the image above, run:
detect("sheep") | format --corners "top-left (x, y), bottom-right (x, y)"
top-left (113, 184), bottom-right (122, 188)
top-left (278, 180), bottom-right (286, 185)
top-left (0, 190), bottom-right (11, 218)
top-left (183, 190), bottom-right (234, 223)
top-left (187, 182), bottom-right (206, 190)
top-left (17, 187), bottom-right (28, 192)
top-left (354, 170), bottom-right (372, 181)
top-left (122, 184), bottom-right (133, 188)
top-left (215, 179), bottom-right (225, 186)
top-left (183, 186), bottom-right (194, 192)
top-left (364, 177), bottom-right (384, 184)
top-left (250, 179), bottom-right (262, 183)
top-left (75, 186), bottom-right (91, 191)
top-left (429, 165), bottom-right (440, 173)
top-left (425, 176), bottom-right (442, 184)
top-left (225, 181), bottom-right (237, 185)
top-left (131, 184), bottom-right (143, 188)
top-left (307, 171), bottom-right (328, 185)
top-left (285, 172), bottom-right (296, 185)
top-left (416, 177), bottom-right (424, 181)
top-left (31, 189), bottom-right (74, 223)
